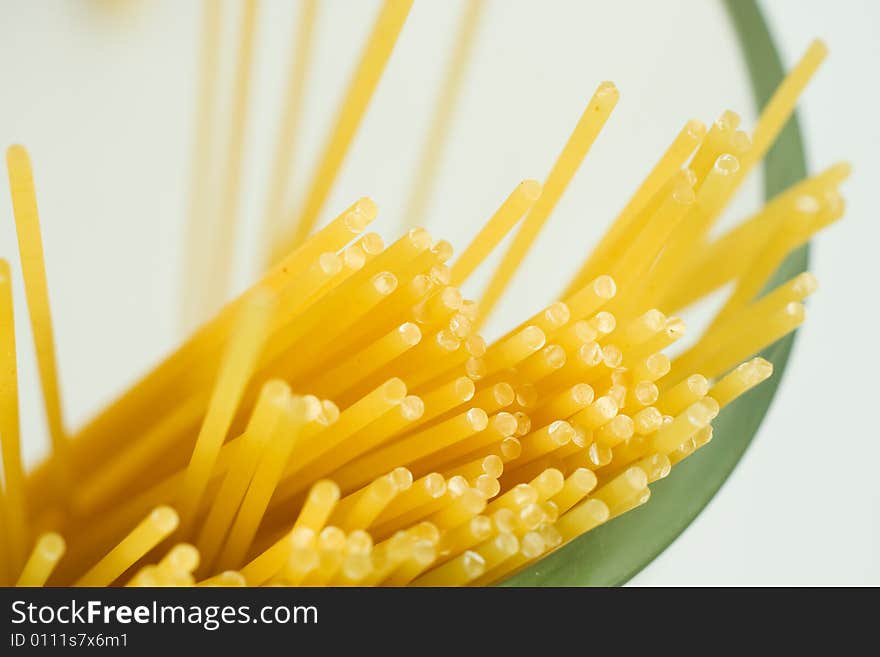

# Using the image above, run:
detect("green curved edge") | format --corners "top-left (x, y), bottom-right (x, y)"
top-left (503, 0), bottom-right (809, 586)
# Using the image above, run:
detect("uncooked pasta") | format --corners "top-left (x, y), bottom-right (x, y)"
top-left (0, 1), bottom-right (846, 587)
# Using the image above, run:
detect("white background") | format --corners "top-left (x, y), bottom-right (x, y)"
top-left (0, 0), bottom-right (877, 584)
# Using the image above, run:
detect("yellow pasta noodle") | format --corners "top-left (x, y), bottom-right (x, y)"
top-left (0, 28), bottom-right (846, 589)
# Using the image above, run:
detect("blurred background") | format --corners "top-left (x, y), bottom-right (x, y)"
top-left (0, 0), bottom-right (876, 584)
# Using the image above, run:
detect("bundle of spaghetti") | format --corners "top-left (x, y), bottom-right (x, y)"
top-left (0, 16), bottom-right (846, 587)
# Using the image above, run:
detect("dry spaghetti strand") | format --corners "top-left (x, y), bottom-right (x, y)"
top-left (402, 0), bottom-right (484, 228)
top-left (6, 146), bottom-right (70, 500)
top-left (178, 291), bottom-right (276, 533)
top-left (281, 0), bottom-right (414, 254)
top-left (261, 0), bottom-right (319, 266)
top-left (204, 0), bottom-right (261, 318)
top-left (181, 0), bottom-right (224, 333)
top-left (0, 260), bottom-right (27, 579)
top-left (477, 81), bottom-right (618, 327)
